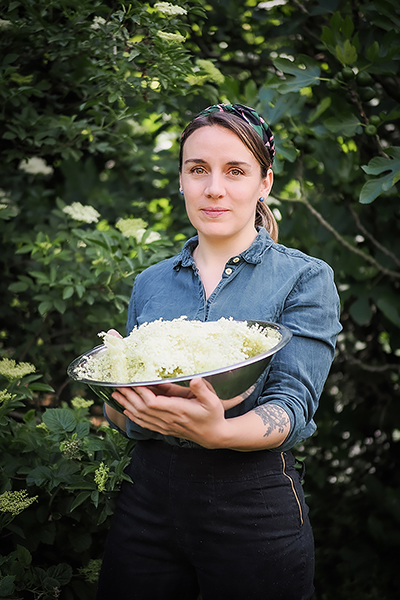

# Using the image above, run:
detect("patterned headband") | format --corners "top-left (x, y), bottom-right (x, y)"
top-left (195, 103), bottom-right (275, 163)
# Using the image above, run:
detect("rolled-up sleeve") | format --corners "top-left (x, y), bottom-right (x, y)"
top-left (257, 261), bottom-right (342, 451)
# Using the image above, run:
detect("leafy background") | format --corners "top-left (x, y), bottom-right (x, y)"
top-left (0, 0), bottom-right (399, 598)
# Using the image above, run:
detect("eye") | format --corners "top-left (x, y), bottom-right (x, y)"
top-left (229, 168), bottom-right (244, 176)
top-left (190, 166), bottom-right (206, 175)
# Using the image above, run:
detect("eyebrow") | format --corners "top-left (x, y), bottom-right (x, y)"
top-left (183, 159), bottom-right (252, 168)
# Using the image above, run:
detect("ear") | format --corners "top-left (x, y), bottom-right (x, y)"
top-left (260, 169), bottom-right (273, 199)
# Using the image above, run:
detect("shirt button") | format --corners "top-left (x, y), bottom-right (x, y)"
top-left (232, 257), bottom-right (240, 263)
top-left (225, 268), bottom-right (233, 275)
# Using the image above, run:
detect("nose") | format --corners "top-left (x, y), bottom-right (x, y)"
top-left (205, 172), bottom-right (225, 198)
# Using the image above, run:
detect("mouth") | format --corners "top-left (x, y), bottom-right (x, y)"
top-left (201, 207), bottom-right (229, 218)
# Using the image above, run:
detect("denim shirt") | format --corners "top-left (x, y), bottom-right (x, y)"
top-left (114, 228), bottom-right (341, 452)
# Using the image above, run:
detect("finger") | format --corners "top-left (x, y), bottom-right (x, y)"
top-left (189, 377), bottom-right (218, 402)
top-left (152, 382), bottom-right (194, 398)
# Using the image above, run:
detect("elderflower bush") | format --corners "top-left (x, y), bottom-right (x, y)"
top-left (0, 357), bottom-right (136, 596)
top-left (75, 317), bottom-right (282, 383)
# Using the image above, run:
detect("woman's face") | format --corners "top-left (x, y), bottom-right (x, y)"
top-left (180, 125), bottom-right (273, 246)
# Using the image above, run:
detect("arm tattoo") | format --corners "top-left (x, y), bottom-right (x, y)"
top-left (253, 405), bottom-right (290, 438)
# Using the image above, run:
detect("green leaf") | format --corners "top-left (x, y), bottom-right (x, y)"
top-left (376, 296), bottom-right (400, 327)
top-left (360, 147), bottom-right (400, 203)
top-left (42, 408), bottom-right (77, 434)
top-left (28, 382), bottom-right (55, 392)
top-left (8, 280), bottom-right (29, 292)
top-left (39, 301), bottom-right (52, 316)
top-left (308, 97), bottom-right (332, 124)
top-left (336, 39), bottom-right (358, 65)
top-left (16, 544), bottom-right (32, 567)
top-left (46, 563), bottom-right (73, 586)
top-left (27, 465), bottom-right (53, 487)
top-left (324, 113), bottom-right (362, 136)
top-left (0, 575), bottom-right (15, 596)
top-left (367, 41), bottom-right (380, 62)
top-left (54, 299), bottom-right (67, 314)
top-left (70, 491), bottom-right (92, 512)
top-left (76, 421), bottom-right (90, 439)
top-left (273, 55), bottom-right (321, 94)
top-left (62, 286), bottom-right (74, 300)
top-left (349, 296), bottom-right (373, 325)
top-left (2, 53), bottom-right (19, 66)
top-left (68, 530), bottom-right (92, 552)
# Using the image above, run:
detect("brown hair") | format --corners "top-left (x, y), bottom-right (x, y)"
top-left (179, 111), bottom-right (278, 242)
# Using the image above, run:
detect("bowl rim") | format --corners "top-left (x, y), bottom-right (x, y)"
top-left (67, 320), bottom-right (292, 388)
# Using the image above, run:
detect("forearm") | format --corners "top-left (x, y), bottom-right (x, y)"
top-left (104, 403), bottom-right (127, 433)
top-left (217, 404), bottom-right (290, 452)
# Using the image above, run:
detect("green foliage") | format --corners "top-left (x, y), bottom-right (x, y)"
top-left (0, 360), bottom-right (135, 599)
top-left (1, 0), bottom-right (400, 598)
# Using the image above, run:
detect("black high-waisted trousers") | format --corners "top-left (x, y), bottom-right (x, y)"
top-left (96, 439), bottom-right (314, 600)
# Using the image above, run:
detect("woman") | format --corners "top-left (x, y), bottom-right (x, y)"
top-left (96, 104), bottom-right (342, 600)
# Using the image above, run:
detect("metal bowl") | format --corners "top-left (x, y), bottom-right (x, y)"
top-left (67, 321), bottom-right (292, 414)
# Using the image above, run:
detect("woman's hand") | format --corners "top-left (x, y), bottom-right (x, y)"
top-left (112, 378), bottom-right (228, 449)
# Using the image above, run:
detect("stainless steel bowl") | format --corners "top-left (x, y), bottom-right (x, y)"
top-left (67, 321), bottom-right (292, 414)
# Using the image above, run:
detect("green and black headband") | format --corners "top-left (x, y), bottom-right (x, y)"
top-left (195, 103), bottom-right (275, 163)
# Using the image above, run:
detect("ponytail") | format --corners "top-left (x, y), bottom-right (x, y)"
top-left (255, 202), bottom-right (279, 243)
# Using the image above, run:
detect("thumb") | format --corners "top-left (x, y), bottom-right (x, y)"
top-left (107, 328), bottom-right (122, 338)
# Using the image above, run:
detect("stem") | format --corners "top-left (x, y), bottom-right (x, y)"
top-left (349, 204), bottom-right (400, 269)
top-left (274, 194), bottom-right (400, 280)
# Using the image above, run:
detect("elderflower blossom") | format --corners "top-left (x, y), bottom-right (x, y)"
top-left (94, 462), bottom-right (110, 492)
top-left (116, 218), bottom-right (161, 243)
top-left (79, 559), bottom-right (102, 584)
top-left (90, 16), bottom-right (106, 30)
top-left (36, 422), bottom-right (50, 433)
top-left (157, 31), bottom-right (186, 44)
top-left (0, 189), bottom-right (11, 204)
top-left (0, 390), bottom-right (14, 404)
top-left (18, 157), bottom-right (54, 176)
top-left (75, 317), bottom-right (282, 383)
top-left (71, 396), bottom-right (94, 410)
top-left (0, 358), bottom-right (35, 381)
top-left (0, 490), bottom-right (38, 516)
top-left (60, 437), bottom-right (82, 460)
top-left (154, 2), bottom-right (187, 16)
top-left (63, 202), bottom-right (100, 224)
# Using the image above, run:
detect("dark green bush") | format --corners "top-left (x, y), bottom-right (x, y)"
top-left (0, 358), bottom-right (135, 599)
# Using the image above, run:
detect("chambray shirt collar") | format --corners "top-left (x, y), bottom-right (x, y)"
top-left (172, 227), bottom-right (274, 270)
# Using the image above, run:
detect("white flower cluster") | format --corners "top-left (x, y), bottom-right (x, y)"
top-left (94, 462), bottom-right (110, 492)
top-left (116, 218), bottom-right (161, 243)
top-left (0, 188), bottom-right (12, 211)
top-left (154, 2), bottom-right (187, 16)
top-left (0, 390), bottom-right (15, 404)
top-left (18, 157), bottom-right (54, 176)
top-left (0, 490), bottom-right (38, 517)
top-left (75, 317), bottom-right (282, 383)
top-left (0, 358), bottom-right (36, 382)
top-left (62, 202), bottom-right (100, 224)
top-left (90, 16), bottom-right (107, 30)
top-left (71, 396), bottom-right (94, 410)
top-left (0, 19), bottom-right (12, 28)
top-left (157, 31), bottom-right (186, 44)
